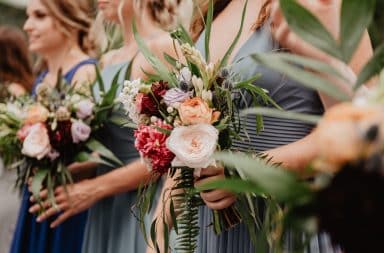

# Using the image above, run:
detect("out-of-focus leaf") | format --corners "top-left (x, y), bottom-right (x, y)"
top-left (355, 44), bottom-right (384, 90)
top-left (204, 0), bottom-right (214, 62)
top-left (241, 107), bottom-right (321, 124)
top-left (252, 53), bottom-right (350, 101)
top-left (340, 0), bottom-right (375, 62)
top-left (279, 0), bottom-right (342, 60)
top-left (31, 169), bottom-right (48, 201)
top-left (85, 138), bottom-right (122, 166)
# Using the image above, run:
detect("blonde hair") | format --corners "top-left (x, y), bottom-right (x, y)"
top-left (40, 0), bottom-right (99, 56)
top-left (190, 0), bottom-right (272, 41)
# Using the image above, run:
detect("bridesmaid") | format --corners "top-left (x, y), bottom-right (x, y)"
top-left (9, 0), bottom-right (97, 253)
top-left (0, 25), bottom-right (33, 253)
top-left (193, 0), bottom-right (373, 253)
top-left (28, 0), bottom-right (191, 252)
top-left (149, 0), bottom-right (373, 252)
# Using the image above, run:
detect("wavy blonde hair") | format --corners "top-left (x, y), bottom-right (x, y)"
top-left (40, 0), bottom-right (99, 56)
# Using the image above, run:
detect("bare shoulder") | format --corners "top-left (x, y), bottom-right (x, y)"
top-left (71, 63), bottom-right (97, 86)
top-left (100, 49), bottom-right (119, 67)
top-left (147, 34), bottom-right (179, 59)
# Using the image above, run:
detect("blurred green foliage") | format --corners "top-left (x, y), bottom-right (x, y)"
top-left (0, 1), bottom-right (383, 47)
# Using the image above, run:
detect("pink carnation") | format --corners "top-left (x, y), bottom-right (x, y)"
top-left (134, 121), bottom-right (174, 174)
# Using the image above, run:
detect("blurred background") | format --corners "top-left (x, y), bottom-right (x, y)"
top-left (0, 0), bottom-right (383, 47)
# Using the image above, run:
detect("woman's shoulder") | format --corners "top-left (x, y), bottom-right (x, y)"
top-left (70, 56), bottom-right (98, 85)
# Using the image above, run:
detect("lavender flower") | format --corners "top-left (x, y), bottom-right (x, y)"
top-left (163, 88), bottom-right (191, 107)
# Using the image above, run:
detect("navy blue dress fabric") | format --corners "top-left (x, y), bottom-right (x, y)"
top-left (9, 58), bottom-right (97, 253)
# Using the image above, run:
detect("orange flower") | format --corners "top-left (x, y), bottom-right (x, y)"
top-left (24, 104), bottom-right (49, 125)
top-left (178, 97), bottom-right (220, 125)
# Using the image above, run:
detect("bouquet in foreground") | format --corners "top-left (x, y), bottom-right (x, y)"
top-left (0, 73), bottom-right (122, 206)
top-left (118, 6), bottom-right (277, 252)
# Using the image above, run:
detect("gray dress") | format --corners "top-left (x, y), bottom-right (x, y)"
top-left (0, 160), bottom-right (20, 253)
top-left (81, 62), bottom-right (156, 253)
top-left (194, 23), bottom-right (341, 253)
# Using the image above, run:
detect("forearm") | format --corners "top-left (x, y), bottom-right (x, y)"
top-left (92, 159), bottom-right (155, 200)
top-left (264, 133), bottom-right (318, 175)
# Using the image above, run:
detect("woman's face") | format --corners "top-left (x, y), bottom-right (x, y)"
top-left (23, 0), bottom-right (66, 54)
top-left (98, 0), bottom-right (133, 23)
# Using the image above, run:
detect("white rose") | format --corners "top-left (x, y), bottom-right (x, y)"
top-left (71, 120), bottom-right (91, 143)
top-left (75, 99), bottom-right (94, 119)
top-left (21, 123), bottom-right (51, 160)
top-left (166, 123), bottom-right (218, 169)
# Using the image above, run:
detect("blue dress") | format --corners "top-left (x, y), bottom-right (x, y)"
top-left (82, 62), bottom-right (162, 253)
top-left (195, 24), bottom-right (341, 253)
top-left (9, 58), bottom-right (97, 253)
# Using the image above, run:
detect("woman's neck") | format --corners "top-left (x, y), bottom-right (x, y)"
top-left (121, 10), bottom-right (164, 47)
top-left (42, 41), bottom-right (87, 78)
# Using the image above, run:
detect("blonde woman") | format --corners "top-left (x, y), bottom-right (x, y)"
top-left (27, 1), bottom-right (192, 252)
top-left (9, 0), bottom-right (97, 253)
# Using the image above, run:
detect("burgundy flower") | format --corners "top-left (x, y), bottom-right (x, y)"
top-left (151, 81), bottom-right (168, 100)
top-left (135, 93), bottom-right (158, 116)
top-left (134, 121), bottom-right (174, 174)
top-left (48, 120), bottom-right (73, 153)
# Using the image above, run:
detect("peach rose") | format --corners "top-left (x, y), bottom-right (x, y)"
top-left (178, 97), bottom-right (220, 125)
top-left (24, 104), bottom-right (49, 125)
top-left (21, 123), bottom-right (51, 160)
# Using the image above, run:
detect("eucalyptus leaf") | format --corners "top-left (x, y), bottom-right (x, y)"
top-left (241, 107), bottom-right (321, 124)
top-left (204, 0), bottom-right (214, 62)
top-left (279, 0), bottom-right (341, 60)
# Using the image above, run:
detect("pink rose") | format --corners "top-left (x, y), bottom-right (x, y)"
top-left (166, 123), bottom-right (218, 169)
top-left (178, 97), bottom-right (220, 125)
top-left (21, 123), bottom-right (51, 160)
top-left (24, 104), bottom-right (49, 125)
top-left (17, 124), bottom-right (33, 141)
top-left (75, 99), bottom-right (94, 119)
top-left (71, 120), bottom-right (91, 143)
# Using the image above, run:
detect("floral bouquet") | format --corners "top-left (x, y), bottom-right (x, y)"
top-left (0, 72), bottom-right (122, 207)
top-left (118, 4), bottom-right (277, 251)
top-left (199, 0), bottom-right (384, 252)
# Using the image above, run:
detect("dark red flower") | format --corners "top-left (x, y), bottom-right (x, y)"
top-left (135, 93), bottom-right (158, 116)
top-left (151, 81), bottom-right (168, 100)
top-left (47, 120), bottom-right (73, 153)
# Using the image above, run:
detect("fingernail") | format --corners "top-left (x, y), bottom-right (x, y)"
top-left (28, 208), bottom-right (33, 213)
top-left (36, 217), bottom-right (41, 222)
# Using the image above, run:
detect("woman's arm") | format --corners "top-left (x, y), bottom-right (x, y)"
top-left (29, 159), bottom-right (155, 227)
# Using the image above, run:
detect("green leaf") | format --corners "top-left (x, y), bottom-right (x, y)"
top-left (279, 0), bottom-right (342, 60)
top-left (75, 152), bottom-right (115, 167)
top-left (124, 56), bottom-right (135, 81)
top-left (214, 152), bottom-right (313, 203)
top-left (355, 44), bottom-right (384, 90)
top-left (251, 53), bottom-right (350, 101)
top-left (85, 138), bottom-right (122, 166)
top-left (270, 53), bottom-right (350, 83)
top-left (220, 0), bottom-right (248, 68)
top-left (241, 107), bottom-right (321, 124)
top-left (133, 21), bottom-right (177, 86)
top-left (197, 178), bottom-right (267, 196)
top-left (95, 65), bottom-right (105, 93)
top-left (100, 68), bottom-right (122, 107)
top-left (170, 199), bottom-right (178, 234)
top-left (31, 169), bottom-right (49, 201)
top-left (340, 0), bottom-right (375, 62)
top-left (204, 0), bottom-right (214, 62)
top-left (163, 53), bottom-right (178, 68)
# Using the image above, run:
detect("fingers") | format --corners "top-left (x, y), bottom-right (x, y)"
top-left (199, 166), bottom-right (224, 177)
top-left (50, 210), bottom-right (73, 228)
top-left (29, 189), bottom-right (48, 203)
top-left (36, 202), bottom-right (69, 222)
top-left (200, 189), bottom-right (233, 202)
top-left (204, 195), bottom-right (236, 210)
